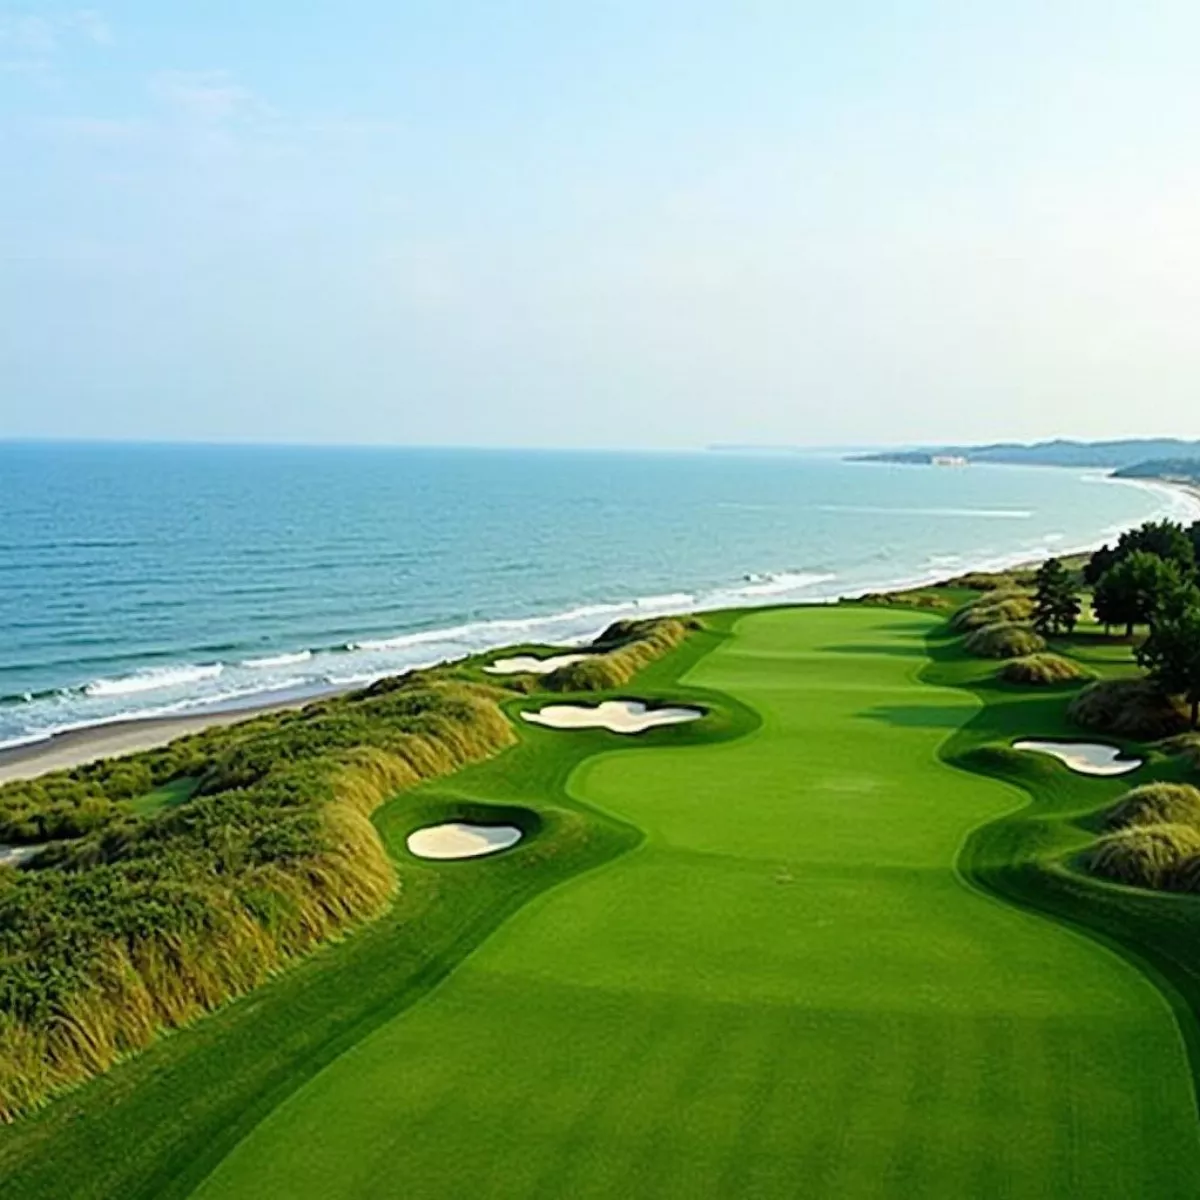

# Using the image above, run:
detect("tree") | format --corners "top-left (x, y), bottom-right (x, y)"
top-left (1085, 519), bottom-right (1196, 586)
top-left (1083, 543), bottom-right (1118, 588)
top-left (1153, 574), bottom-right (1200, 625)
top-left (1188, 520), bottom-right (1200, 566)
top-left (1093, 551), bottom-right (1185, 637)
top-left (1032, 557), bottom-right (1080, 636)
top-left (1138, 605), bottom-right (1200, 727)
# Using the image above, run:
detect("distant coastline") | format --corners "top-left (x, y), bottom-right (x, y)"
top-left (851, 435), bottom-right (1200, 472)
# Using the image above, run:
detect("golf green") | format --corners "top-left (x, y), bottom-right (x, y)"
top-left (191, 606), bottom-right (1200, 1198)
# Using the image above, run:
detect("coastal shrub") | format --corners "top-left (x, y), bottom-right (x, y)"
top-left (1068, 678), bottom-right (1190, 741)
top-left (0, 675), bottom-right (519, 1122)
top-left (963, 622), bottom-right (1046, 660)
top-left (1103, 783), bottom-right (1200, 832)
top-left (0, 778), bottom-right (128, 845)
top-left (543, 617), bottom-right (698, 693)
top-left (999, 653), bottom-right (1092, 686)
top-left (1085, 823), bottom-right (1200, 890)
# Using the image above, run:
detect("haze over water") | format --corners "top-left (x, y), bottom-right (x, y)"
top-left (0, 442), bottom-right (1193, 750)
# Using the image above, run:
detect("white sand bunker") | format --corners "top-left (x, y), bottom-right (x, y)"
top-left (1013, 740), bottom-right (1143, 777)
top-left (0, 844), bottom-right (44, 868)
top-left (406, 822), bottom-right (523, 860)
top-left (523, 699), bottom-right (703, 735)
top-left (484, 653), bottom-right (589, 676)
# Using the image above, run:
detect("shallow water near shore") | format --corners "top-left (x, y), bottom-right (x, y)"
top-left (0, 442), bottom-right (1194, 749)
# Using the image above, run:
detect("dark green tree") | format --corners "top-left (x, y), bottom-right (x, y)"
top-left (1187, 520), bottom-right (1200, 565)
top-left (1137, 605), bottom-right (1200, 727)
top-left (1083, 543), bottom-right (1118, 587)
top-left (1085, 519), bottom-right (1196, 586)
top-left (1093, 551), bottom-right (1185, 637)
top-left (1032, 557), bottom-right (1080, 636)
top-left (1153, 574), bottom-right (1200, 625)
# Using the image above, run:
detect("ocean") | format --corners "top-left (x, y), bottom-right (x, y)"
top-left (1, 442), bottom-right (1194, 751)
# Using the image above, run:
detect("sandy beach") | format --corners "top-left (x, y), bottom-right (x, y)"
top-left (0, 697), bottom-right (318, 784)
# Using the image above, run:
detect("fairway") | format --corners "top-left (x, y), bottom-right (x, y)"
top-left (190, 607), bottom-right (1200, 1198)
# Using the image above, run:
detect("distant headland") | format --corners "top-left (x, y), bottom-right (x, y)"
top-left (852, 437), bottom-right (1200, 480)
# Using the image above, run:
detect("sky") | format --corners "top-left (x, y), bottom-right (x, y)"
top-left (3, 2), bottom-right (1200, 450)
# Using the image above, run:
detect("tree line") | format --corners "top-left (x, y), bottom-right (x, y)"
top-left (1031, 519), bottom-right (1200, 725)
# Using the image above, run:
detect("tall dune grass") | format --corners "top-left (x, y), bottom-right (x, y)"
top-left (1085, 823), bottom-right (1200, 890)
top-left (0, 677), bottom-right (516, 1121)
top-left (999, 653), bottom-right (1092, 685)
top-left (950, 591), bottom-right (1036, 632)
top-left (1102, 783), bottom-right (1200, 831)
top-left (963, 621), bottom-right (1046, 659)
top-left (542, 617), bottom-right (700, 692)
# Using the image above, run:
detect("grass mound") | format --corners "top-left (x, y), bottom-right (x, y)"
top-left (1068, 678), bottom-right (1190, 741)
top-left (1159, 733), bottom-right (1200, 770)
top-left (950, 592), bottom-right (1035, 631)
top-left (999, 653), bottom-right (1092, 685)
top-left (1084, 823), bottom-right (1200, 890)
top-left (963, 621), bottom-right (1046, 659)
top-left (543, 616), bottom-right (699, 692)
top-left (0, 676), bottom-right (519, 1122)
top-left (1103, 783), bottom-right (1200, 831)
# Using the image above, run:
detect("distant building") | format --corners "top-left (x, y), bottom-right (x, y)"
top-left (931, 455), bottom-right (968, 467)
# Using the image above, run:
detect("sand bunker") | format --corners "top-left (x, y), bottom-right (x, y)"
top-left (523, 699), bottom-right (703, 735)
top-left (1013, 740), bottom-right (1143, 777)
top-left (406, 822), bottom-right (523, 860)
top-left (0, 844), bottom-right (44, 868)
top-left (484, 653), bottom-right (590, 676)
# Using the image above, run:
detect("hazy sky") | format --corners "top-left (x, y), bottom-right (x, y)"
top-left (3, 3), bottom-right (1200, 449)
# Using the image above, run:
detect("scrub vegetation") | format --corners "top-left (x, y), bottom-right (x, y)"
top-left (0, 677), bottom-right (515, 1122)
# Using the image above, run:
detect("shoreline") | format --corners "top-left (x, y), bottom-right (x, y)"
top-left (3, 475), bottom-right (1198, 785)
top-left (0, 694), bottom-right (336, 785)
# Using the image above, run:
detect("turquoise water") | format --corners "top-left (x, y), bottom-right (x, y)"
top-left (0, 442), bottom-right (1192, 749)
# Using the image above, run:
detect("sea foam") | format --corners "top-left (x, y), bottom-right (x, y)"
top-left (84, 664), bottom-right (224, 698)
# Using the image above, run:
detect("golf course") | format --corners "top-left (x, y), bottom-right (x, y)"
top-left (3, 601), bottom-right (1200, 1196)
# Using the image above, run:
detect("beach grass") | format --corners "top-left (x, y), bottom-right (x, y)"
top-left (4, 605), bottom-right (1200, 1195)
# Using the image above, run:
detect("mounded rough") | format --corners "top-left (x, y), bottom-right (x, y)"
top-left (1104, 783), bottom-right (1200, 832)
top-left (963, 621), bottom-right (1046, 660)
top-left (543, 617), bottom-right (699, 693)
top-left (1085, 822), bottom-right (1200, 890)
top-left (1068, 678), bottom-right (1190, 741)
top-left (1158, 733), bottom-right (1200, 770)
top-left (1000, 653), bottom-right (1091, 685)
top-left (951, 593), bottom-right (1036, 631)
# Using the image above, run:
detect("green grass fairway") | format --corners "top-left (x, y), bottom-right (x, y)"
top-left (187, 607), bottom-right (1200, 1198)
